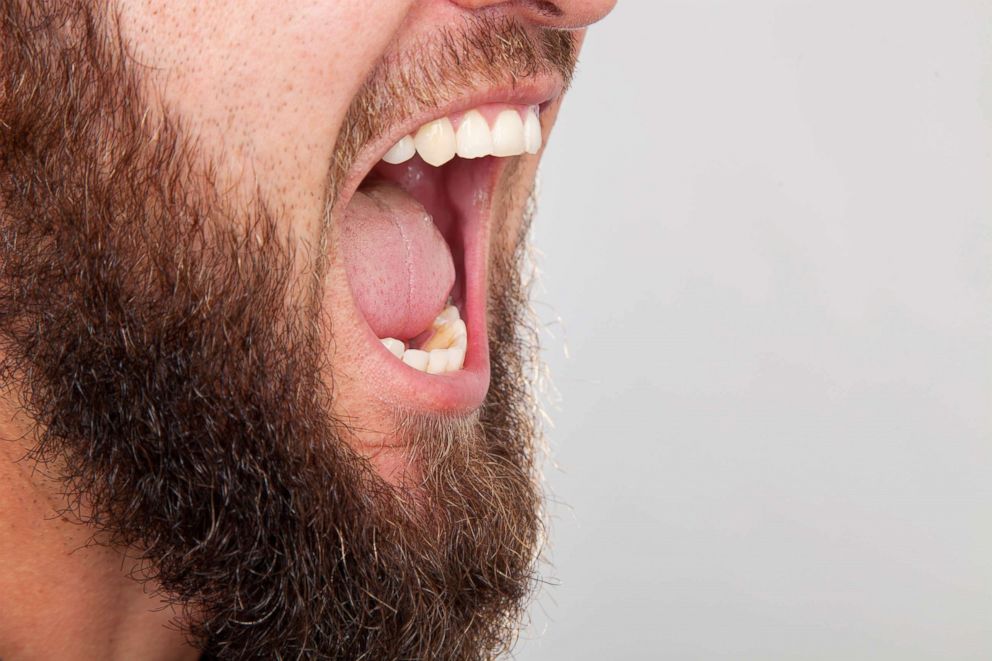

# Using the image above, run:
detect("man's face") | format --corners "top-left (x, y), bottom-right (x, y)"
top-left (0, 0), bottom-right (612, 657)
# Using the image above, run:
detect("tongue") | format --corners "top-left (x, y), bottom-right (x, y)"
top-left (340, 180), bottom-right (455, 340)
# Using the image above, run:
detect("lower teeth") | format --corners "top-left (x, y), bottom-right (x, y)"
top-left (380, 305), bottom-right (467, 374)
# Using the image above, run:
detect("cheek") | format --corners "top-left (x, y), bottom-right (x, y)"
top-left (116, 0), bottom-right (412, 235)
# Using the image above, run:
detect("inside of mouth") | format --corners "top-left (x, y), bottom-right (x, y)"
top-left (341, 153), bottom-right (489, 372)
top-left (340, 103), bottom-right (540, 375)
top-left (365, 156), bottom-right (469, 321)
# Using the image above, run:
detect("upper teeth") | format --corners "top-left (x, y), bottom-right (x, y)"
top-left (456, 110), bottom-right (493, 159)
top-left (380, 305), bottom-right (467, 375)
top-left (380, 135), bottom-right (416, 165)
top-left (381, 106), bottom-right (542, 167)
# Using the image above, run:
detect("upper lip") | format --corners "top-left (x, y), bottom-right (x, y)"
top-left (333, 73), bottom-right (565, 210)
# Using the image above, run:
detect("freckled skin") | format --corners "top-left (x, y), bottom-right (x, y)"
top-left (0, 1), bottom-right (616, 658)
top-left (119, 1), bottom-right (410, 246)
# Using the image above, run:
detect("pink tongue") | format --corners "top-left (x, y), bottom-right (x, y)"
top-left (340, 180), bottom-right (454, 340)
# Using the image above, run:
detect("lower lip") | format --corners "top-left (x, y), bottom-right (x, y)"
top-left (363, 293), bottom-right (490, 413)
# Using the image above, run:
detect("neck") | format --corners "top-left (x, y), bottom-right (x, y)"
top-left (0, 399), bottom-right (199, 661)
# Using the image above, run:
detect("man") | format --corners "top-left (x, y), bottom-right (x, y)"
top-left (0, 0), bottom-right (614, 658)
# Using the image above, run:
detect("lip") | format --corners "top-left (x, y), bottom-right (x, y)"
top-left (329, 76), bottom-right (562, 413)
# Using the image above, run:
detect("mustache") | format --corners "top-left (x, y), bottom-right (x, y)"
top-left (329, 14), bottom-right (578, 191)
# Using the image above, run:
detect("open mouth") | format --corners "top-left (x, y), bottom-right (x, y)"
top-left (334, 94), bottom-right (552, 413)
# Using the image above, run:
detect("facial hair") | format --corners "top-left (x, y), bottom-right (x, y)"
top-left (0, 2), bottom-right (573, 659)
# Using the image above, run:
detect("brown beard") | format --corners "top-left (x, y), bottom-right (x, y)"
top-left (0, 3), bottom-right (568, 659)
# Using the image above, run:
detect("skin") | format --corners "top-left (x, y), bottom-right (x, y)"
top-left (0, 0), bottom-right (614, 658)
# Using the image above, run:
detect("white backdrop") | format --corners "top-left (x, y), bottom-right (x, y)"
top-left (518, 2), bottom-right (991, 659)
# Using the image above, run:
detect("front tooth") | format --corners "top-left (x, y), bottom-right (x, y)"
top-left (414, 118), bottom-right (457, 167)
top-left (455, 110), bottom-right (494, 159)
top-left (523, 108), bottom-right (542, 154)
top-left (427, 349), bottom-right (450, 375)
top-left (491, 110), bottom-right (526, 157)
top-left (402, 349), bottom-right (430, 371)
top-left (381, 135), bottom-right (416, 164)
top-left (381, 337), bottom-right (406, 359)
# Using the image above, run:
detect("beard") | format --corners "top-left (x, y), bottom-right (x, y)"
top-left (0, 3), bottom-right (562, 658)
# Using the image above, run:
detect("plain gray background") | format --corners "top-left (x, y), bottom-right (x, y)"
top-left (517, 2), bottom-right (991, 660)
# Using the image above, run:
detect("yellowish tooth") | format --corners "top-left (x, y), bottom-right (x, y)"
top-left (447, 345), bottom-right (466, 371)
top-left (422, 318), bottom-right (467, 352)
top-left (420, 330), bottom-right (450, 352)
top-left (491, 109), bottom-right (526, 157)
top-left (414, 118), bottom-right (456, 167)
top-left (402, 349), bottom-right (430, 371)
top-left (455, 109), bottom-right (494, 159)
top-left (523, 108), bottom-right (542, 154)
top-left (427, 349), bottom-right (450, 375)
top-left (381, 337), bottom-right (406, 359)
top-left (433, 305), bottom-right (460, 329)
top-left (381, 135), bottom-right (416, 164)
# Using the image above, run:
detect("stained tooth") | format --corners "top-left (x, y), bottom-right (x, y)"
top-left (433, 305), bottom-right (460, 329)
top-left (414, 118), bottom-right (457, 167)
top-left (491, 110), bottom-right (526, 157)
top-left (523, 108), bottom-right (542, 154)
top-left (447, 345), bottom-right (466, 371)
top-left (402, 349), bottom-right (430, 372)
top-left (427, 349), bottom-right (451, 375)
top-left (421, 331), bottom-right (449, 352)
top-left (381, 337), bottom-right (406, 359)
top-left (381, 135), bottom-right (416, 164)
top-left (455, 110), bottom-right (494, 159)
top-left (422, 318), bottom-right (467, 352)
